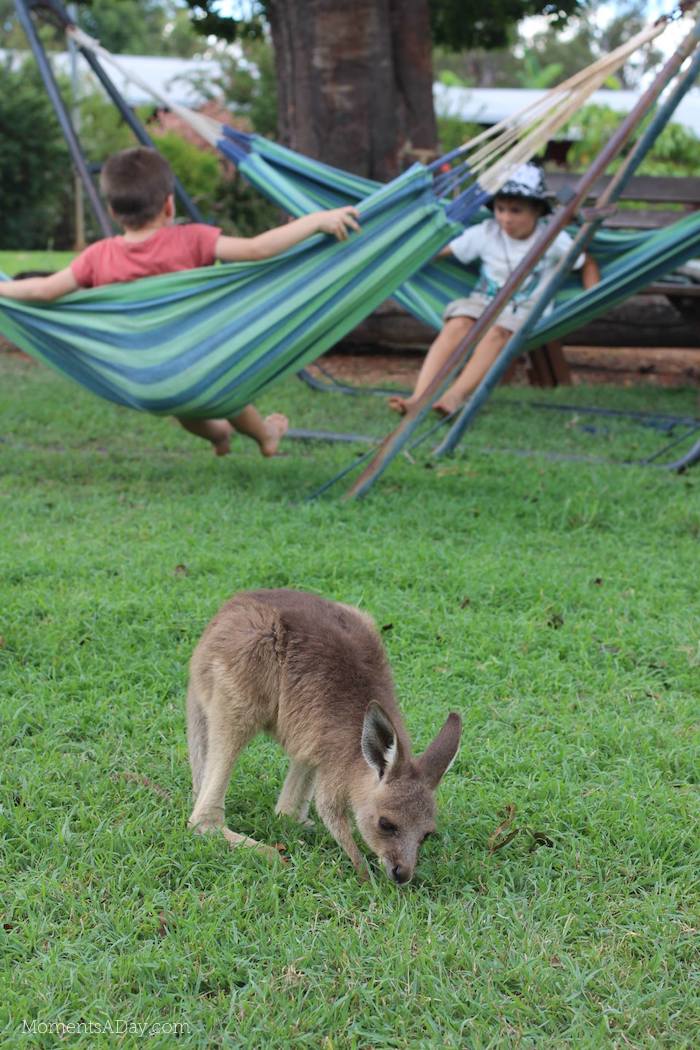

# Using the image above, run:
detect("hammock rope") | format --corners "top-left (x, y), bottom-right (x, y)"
top-left (66, 16), bottom-right (672, 221)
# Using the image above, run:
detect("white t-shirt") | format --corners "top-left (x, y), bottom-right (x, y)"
top-left (449, 218), bottom-right (584, 307)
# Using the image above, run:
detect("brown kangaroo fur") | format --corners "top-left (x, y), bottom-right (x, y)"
top-left (187, 589), bottom-right (461, 883)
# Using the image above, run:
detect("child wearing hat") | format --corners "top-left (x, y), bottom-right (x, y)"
top-left (389, 162), bottom-right (600, 417)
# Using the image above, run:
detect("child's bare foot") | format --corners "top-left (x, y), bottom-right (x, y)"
top-left (432, 393), bottom-right (464, 417)
top-left (211, 421), bottom-right (233, 456)
top-left (387, 395), bottom-right (415, 415)
top-left (260, 413), bottom-right (289, 457)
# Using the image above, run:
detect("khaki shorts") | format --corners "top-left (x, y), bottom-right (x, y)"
top-left (443, 293), bottom-right (534, 334)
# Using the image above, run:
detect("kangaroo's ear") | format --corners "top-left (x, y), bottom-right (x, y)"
top-left (416, 712), bottom-right (461, 789)
top-left (361, 703), bottom-right (399, 781)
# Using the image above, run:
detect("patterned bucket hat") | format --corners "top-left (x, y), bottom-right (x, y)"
top-left (488, 162), bottom-right (552, 213)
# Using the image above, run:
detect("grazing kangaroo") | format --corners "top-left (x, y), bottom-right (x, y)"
top-left (187, 589), bottom-right (461, 883)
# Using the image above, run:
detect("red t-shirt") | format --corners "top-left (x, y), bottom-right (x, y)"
top-left (71, 223), bottom-right (222, 288)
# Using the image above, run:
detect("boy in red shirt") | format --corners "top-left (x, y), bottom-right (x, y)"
top-left (0, 147), bottom-right (360, 457)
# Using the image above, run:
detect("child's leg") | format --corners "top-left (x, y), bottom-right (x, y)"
top-left (176, 417), bottom-right (233, 456)
top-left (388, 317), bottom-right (474, 414)
top-left (229, 405), bottom-right (289, 457)
top-left (433, 324), bottom-right (512, 415)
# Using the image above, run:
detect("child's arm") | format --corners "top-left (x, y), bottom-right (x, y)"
top-left (581, 253), bottom-right (600, 289)
top-left (214, 206), bottom-right (361, 263)
top-left (0, 267), bottom-right (79, 302)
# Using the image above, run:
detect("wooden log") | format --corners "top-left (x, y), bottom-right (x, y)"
top-left (336, 293), bottom-right (700, 353)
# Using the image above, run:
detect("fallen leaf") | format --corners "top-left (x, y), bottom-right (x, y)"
top-left (114, 771), bottom-right (172, 800)
top-left (528, 830), bottom-right (555, 851)
top-left (488, 804), bottom-right (518, 853)
top-left (157, 911), bottom-right (170, 938)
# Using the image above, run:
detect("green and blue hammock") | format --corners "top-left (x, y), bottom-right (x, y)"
top-left (220, 126), bottom-right (700, 346)
top-left (2, 15), bottom-right (699, 419)
top-left (2, 137), bottom-right (699, 419)
top-left (0, 166), bottom-right (461, 417)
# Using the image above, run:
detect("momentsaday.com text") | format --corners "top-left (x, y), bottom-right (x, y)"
top-left (23, 1019), bottom-right (190, 1037)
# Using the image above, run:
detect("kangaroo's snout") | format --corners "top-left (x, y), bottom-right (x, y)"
top-left (391, 863), bottom-right (410, 885)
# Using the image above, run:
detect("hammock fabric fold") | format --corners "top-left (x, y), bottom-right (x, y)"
top-left (0, 167), bottom-right (461, 416)
top-left (220, 129), bottom-right (700, 338)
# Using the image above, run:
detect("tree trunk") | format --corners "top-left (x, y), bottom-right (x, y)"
top-left (267, 0), bottom-right (437, 182)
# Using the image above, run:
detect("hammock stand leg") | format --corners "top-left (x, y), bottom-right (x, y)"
top-left (15, 0), bottom-right (111, 236)
top-left (338, 19), bottom-right (700, 497)
top-left (659, 433), bottom-right (700, 472)
top-left (297, 367), bottom-right (409, 399)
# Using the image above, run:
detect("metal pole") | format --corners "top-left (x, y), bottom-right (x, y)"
top-left (14, 0), bottom-right (112, 236)
top-left (345, 16), bottom-right (700, 499)
top-left (662, 434), bottom-right (700, 471)
top-left (67, 3), bottom-right (85, 249)
top-left (434, 20), bottom-right (700, 458)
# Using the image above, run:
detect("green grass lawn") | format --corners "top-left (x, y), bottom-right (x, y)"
top-left (0, 251), bottom-right (76, 277)
top-left (1, 350), bottom-right (699, 1048)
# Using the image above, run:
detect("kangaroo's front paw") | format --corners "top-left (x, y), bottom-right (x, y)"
top-left (352, 857), bottom-right (371, 882)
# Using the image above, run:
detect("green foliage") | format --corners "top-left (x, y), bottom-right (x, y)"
top-left (435, 1), bottom-right (661, 92)
top-left (75, 0), bottom-right (202, 56)
top-left (517, 52), bottom-right (564, 90)
top-left (517, 1), bottom-right (662, 90)
top-left (1, 356), bottom-right (700, 1046)
top-left (567, 105), bottom-right (700, 177)
top-left (429, 0), bottom-right (582, 51)
top-left (0, 61), bottom-right (69, 250)
top-left (217, 38), bottom-right (278, 138)
top-left (153, 131), bottom-right (222, 219)
top-left (436, 69), bottom-right (470, 88)
top-left (77, 93), bottom-right (134, 162)
top-left (183, 0), bottom-right (267, 42)
top-left (436, 115), bottom-right (483, 155)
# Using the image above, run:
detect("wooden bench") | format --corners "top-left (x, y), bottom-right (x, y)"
top-left (547, 172), bottom-right (700, 230)
top-left (526, 173), bottom-right (700, 386)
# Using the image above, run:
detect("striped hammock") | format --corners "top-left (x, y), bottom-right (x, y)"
top-left (0, 167), bottom-right (460, 416)
top-left (220, 127), bottom-right (700, 336)
top-left (2, 17), bottom-right (690, 420)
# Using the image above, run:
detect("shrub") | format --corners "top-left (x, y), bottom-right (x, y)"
top-left (566, 104), bottom-right (700, 176)
top-left (0, 61), bottom-right (69, 249)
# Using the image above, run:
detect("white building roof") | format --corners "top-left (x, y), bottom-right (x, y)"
top-left (4, 48), bottom-right (699, 136)
top-left (1, 48), bottom-right (222, 107)
top-left (433, 84), bottom-right (700, 138)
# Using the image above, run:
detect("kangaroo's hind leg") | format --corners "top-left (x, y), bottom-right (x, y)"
top-left (187, 686), bottom-right (278, 859)
top-left (186, 681), bottom-right (208, 804)
top-left (275, 761), bottom-right (316, 827)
